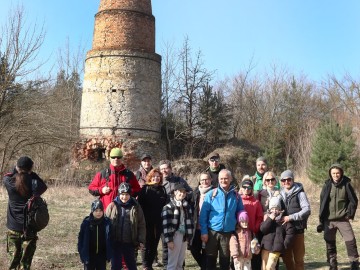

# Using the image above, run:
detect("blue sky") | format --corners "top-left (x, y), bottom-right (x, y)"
top-left (1, 0), bottom-right (360, 82)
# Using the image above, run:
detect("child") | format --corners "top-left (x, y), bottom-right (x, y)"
top-left (230, 211), bottom-right (255, 270)
top-left (260, 197), bottom-right (295, 270)
top-left (162, 182), bottom-right (194, 270)
top-left (78, 199), bottom-right (112, 270)
top-left (106, 182), bottom-right (146, 270)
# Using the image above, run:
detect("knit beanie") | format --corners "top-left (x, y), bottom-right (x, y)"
top-left (118, 182), bottom-right (131, 194)
top-left (237, 211), bottom-right (249, 223)
top-left (269, 197), bottom-right (282, 210)
top-left (280, 169), bottom-right (294, 180)
top-left (91, 199), bottom-right (104, 213)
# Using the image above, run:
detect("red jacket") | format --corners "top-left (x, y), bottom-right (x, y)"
top-left (88, 164), bottom-right (140, 210)
top-left (241, 194), bottom-right (263, 235)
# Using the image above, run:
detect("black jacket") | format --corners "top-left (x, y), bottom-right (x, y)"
top-left (206, 164), bottom-right (226, 187)
top-left (3, 168), bottom-right (47, 232)
top-left (77, 215), bottom-right (112, 264)
top-left (319, 176), bottom-right (358, 223)
top-left (138, 184), bottom-right (167, 226)
top-left (260, 214), bottom-right (295, 253)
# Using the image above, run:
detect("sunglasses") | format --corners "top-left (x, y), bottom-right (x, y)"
top-left (265, 178), bottom-right (276, 182)
top-left (281, 178), bottom-right (292, 183)
top-left (209, 158), bottom-right (220, 162)
top-left (242, 186), bottom-right (253, 190)
top-left (111, 156), bottom-right (122, 159)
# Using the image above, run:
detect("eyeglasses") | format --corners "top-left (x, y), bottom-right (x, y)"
top-left (242, 186), bottom-right (253, 190)
top-left (200, 178), bottom-right (210, 181)
top-left (281, 178), bottom-right (292, 183)
top-left (111, 156), bottom-right (122, 159)
top-left (265, 178), bottom-right (276, 182)
top-left (209, 158), bottom-right (220, 162)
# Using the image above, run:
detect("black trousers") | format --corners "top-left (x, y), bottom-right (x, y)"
top-left (190, 229), bottom-right (206, 270)
top-left (84, 253), bottom-right (106, 270)
top-left (143, 222), bottom-right (162, 268)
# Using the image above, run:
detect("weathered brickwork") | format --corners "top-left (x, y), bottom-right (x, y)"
top-left (98, 0), bottom-right (152, 14)
top-left (77, 0), bottom-right (165, 167)
top-left (80, 50), bottom-right (161, 138)
top-left (92, 10), bottom-right (155, 52)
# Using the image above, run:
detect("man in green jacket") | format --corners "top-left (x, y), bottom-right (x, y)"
top-left (318, 163), bottom-right (359, 270)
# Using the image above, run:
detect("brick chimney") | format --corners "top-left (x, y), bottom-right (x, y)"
top-left (75, 0), bottom-right (165, 169)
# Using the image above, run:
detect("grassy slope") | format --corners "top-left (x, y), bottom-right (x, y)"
top-left (0, 184), bottom-right (358, 270)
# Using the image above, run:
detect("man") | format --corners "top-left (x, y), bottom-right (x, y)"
top-left (279, 169), bottom-right (311, 270)
top-left (318, 164), bottom-right (359, 270)
top-left (205, 152), bottom-right (226, 187)
top-left (136, 153), bottom-right (153, 188)
top-left (88, 147), bottom-right (140, 211)
top-left (200, 169), bottom-right (244, 270)
top-left (253, 157), bottom-right (280, 197)
top-left (159, 159), bottom-right (193, 199)
top-left (159, 159), bottom-right (193, 269)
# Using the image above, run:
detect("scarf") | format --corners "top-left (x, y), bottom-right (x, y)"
top-left (209, 166), bottom-right (220, 172)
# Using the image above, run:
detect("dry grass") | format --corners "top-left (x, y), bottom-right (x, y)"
top-left (0, 182), bottom-right (359, 269)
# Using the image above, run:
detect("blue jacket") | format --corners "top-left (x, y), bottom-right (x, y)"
top-left (199, 185), bottom-right (244, 234)
top-left (77, 215), bottom-right (112, 264)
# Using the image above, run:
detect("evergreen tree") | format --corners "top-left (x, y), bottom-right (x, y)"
top-left (308, 120), bottom-right (359, 184)
top-left (198, 83), bottom-right (231, 144)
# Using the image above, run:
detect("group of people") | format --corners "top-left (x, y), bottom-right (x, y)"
top-left (81, 148), bottom-right (193, 270)
top-left (3, 151), bottom-right (360, 270)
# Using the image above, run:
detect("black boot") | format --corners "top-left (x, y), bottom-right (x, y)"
top-left (328, 255), bottom-right (338, 270)
top-left (351, 260), bottom-right (360, 270)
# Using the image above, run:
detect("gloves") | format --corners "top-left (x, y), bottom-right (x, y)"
top-left (316, 223), bottom-right (324, 233)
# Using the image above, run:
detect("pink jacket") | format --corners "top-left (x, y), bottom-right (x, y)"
top-left (230, 227), bottom-right (252, 259)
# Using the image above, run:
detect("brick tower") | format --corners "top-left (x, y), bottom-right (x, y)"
top-left (76, 0), bottom-right (164, 168)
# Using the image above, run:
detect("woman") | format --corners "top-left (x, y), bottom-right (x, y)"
top-left (258, 171), bottom-right (281, 213)
top-left (4, 156), bottom-right (47, 270)
top-left (189, 172), bottom-right (213, 270)
top-left (239, 175), bottom-right (263, 270)
top-left (138, 168), bottom-right (168, 270)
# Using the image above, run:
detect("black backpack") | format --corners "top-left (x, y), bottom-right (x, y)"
top-left (24, 179), bottom-right (49, 232)
top-left (100, 168), bottom-right (133, 184)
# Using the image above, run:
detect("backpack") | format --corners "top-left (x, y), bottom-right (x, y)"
top-left (100, 168), bottom-right (133, 184)
top-left (211, 187), bottom-right (241, 202)
top-left (24, 179), bottom-right (49, 232)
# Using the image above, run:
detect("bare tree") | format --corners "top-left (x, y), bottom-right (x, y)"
top-left (175, 36), bottom-right (213, 157)
top-left (160, 41), bottom-right (178, 158)
top-left (0, 5), bottom-right (47, 172)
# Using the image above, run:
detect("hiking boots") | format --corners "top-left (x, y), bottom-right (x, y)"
top-left (351, 260), bottom-right (360, 270)
top-left (329, 257), bottom-right (338, 270)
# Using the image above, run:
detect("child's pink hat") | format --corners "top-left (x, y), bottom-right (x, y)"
top-left (237, 210), bottom-right (249, 223)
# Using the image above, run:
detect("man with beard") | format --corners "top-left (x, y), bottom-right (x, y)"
top-left (136, 154), bottom-right (153, 188)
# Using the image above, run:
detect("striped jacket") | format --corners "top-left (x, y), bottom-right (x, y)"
top-left (161, 197), bottom-right (194, 243)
